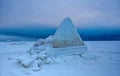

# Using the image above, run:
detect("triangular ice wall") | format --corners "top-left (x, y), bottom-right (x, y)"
top-left (53, 18), bottom-right (84, 48)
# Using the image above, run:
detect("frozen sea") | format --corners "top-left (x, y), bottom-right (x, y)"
top-left (0, 41), bottom-right (120, 76)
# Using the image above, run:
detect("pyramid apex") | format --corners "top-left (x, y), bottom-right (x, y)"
top-left (64, 17), bottom-right (71, 20)
top-left (60, 17), bottom-right (73, 27)
top-left (62, 17), bottom-right (72, 22)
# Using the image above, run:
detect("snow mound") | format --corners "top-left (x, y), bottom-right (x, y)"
top-left (17, 36), bottom-right (55, 71)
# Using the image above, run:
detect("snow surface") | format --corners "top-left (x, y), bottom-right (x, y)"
top-left (0, 41), bottom-right (120, 76)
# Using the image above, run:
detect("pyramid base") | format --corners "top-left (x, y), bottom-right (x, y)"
top-left (46, 45), bottom-right (88, 57)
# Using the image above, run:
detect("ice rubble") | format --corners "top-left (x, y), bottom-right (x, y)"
top-left (17, 18), bottom-right (88, 71)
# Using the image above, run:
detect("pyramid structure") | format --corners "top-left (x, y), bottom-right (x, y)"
top-left (16, 18), bottom-right (87, 70)
top-left (53, 18), bottom-right (85, 48)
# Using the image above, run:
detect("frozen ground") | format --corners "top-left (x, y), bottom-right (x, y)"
top-left (0, 41), bottom-right (120, 76)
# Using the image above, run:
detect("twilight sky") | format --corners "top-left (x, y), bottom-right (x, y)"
top-left (0, 0), bottom-right (120, 28)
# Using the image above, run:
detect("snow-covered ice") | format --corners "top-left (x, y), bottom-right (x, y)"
top-left (15, 18), bottom-right (87, 70)
top-left (0, 41), bottom-right (120, 76)
top-left (15, 35), bottom-right (87, 71)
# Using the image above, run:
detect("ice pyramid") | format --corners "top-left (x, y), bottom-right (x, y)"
top-left (16, 18), bottom-right (87, 71)
top-left (53, 18), bottom-right (85, 48)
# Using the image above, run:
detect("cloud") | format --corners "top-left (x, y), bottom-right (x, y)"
top-left (0, 0), bottom-right (120, 27)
